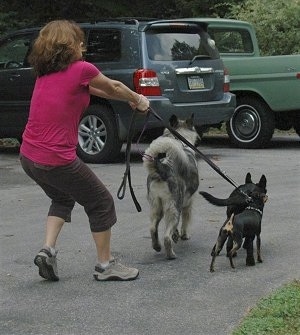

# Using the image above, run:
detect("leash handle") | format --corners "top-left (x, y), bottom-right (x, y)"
top-left (117, 173), bottom-right (127, 200)
top-left (117, 111), bottom-right (142, 212)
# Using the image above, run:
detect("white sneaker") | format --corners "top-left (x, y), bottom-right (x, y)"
top-left (93, 259), bottom-right (139, 281)
top-left (34, 247), bottom-right (59, 281)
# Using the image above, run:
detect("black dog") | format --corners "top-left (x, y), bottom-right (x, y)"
top-left (200, 173), bottom-right (267, 257)
top-left (209, 189), bottom-right (268, 272)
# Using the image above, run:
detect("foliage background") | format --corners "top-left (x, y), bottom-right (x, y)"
top-left (0, 0), bottom-right (299, 55)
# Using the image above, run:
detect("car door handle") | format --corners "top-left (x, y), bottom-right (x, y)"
top-left (175, 67), bottom-right (214, 75)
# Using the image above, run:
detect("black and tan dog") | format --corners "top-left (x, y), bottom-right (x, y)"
top-left (209, 189), bottom-right (268, 271)
top-left (200, 173), bottom-right (267, 257)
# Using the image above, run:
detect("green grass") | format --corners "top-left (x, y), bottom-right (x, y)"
top-left (232, 280), bottom-right (300, 335)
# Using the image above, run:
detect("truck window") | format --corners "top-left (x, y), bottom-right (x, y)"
top-left (208, 28), bottom-right (253, 54)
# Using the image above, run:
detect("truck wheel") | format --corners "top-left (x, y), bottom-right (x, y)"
top-left (77, 105), bottom-right (122, 163)
top-left (226, 96), bottom-right (275, 149)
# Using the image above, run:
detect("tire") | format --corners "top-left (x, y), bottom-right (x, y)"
top-left (226, 96), bottom-right (275, 149)
top-left (77, 105), bottom-right (122, 163)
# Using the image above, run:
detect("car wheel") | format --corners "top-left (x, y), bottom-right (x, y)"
top-left (226, 96), bottom-right (275, 149)
top-left (77, 105), bottom-right (122, 163)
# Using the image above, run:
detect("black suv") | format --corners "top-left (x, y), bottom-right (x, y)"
top-left (0, 18), bottom-right (235, 163)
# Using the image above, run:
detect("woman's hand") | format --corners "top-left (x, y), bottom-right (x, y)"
top-left (129, 94), bottom-right (149, 113)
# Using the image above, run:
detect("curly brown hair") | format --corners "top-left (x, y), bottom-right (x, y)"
top-left (28, 20), bottom-right (86, 76)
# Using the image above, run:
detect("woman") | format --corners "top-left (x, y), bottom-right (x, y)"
top-left (20, 20), bottom-right (149, 281)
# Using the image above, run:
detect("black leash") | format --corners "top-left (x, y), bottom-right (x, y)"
top-left (117, 111), bottom-right (142, 212)
top-left (117, 107), bottom-right (250, 212)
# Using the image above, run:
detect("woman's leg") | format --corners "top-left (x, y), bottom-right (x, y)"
top-left (20, 155), bottom-right (75, 281)
top-left (44, 216), bottom-right (65, 248)
top-left (21, 156), bottom-right (138, 281)
top-left (92, 229), bottom-right (112, 264)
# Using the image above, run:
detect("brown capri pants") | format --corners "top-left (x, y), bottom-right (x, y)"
top-left (20, 155), bottom-right (117, 232)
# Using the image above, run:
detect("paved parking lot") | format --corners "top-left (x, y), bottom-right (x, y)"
top-left (0, 133), bottom-right (299, 335)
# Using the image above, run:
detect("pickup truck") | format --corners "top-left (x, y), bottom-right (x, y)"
top-left (200, 18), bottom-right (300, 148)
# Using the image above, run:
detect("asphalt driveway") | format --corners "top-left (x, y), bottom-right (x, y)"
top-left (0, 133), bottom-right (299, 335)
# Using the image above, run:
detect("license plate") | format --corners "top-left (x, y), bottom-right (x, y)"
top-left (188, 76), bottom-right (204, 89)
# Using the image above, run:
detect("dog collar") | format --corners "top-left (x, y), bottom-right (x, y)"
top-left (246, 206), bottom-right (263, 216)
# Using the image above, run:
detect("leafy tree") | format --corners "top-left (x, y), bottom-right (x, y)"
top-left (173, 0), bottom-right (245, 18)
top-left (1, 0), bottom-right (299, 56)
top-left (228, 0), bottom-right (300, 55)
top-left (0, 0), bottom-right (244, 35)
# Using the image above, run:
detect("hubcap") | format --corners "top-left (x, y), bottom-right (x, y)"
top-left (78, 115), bottom-right (107, 155)
top-left (230, 104), bottom-right (261, 142)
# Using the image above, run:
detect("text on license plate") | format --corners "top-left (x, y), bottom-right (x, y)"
top-left (188, 76), bottom-right (205, 89)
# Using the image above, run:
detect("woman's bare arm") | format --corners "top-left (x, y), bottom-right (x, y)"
top-left (89, 73), bottom-right (149, 111)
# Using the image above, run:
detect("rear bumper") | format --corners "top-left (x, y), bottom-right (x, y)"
top-left (116, 92), bottom-right (236, 139)
top-left (140, 92), bottom-right (235, 128)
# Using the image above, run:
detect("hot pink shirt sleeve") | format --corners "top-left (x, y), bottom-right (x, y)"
top-left (80, 61), bottom-right (100, 86)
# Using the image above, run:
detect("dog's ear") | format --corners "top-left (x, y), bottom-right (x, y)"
top-left (258, 174), bottom-right (267, 189)
top-left (169, 114), bottom-right (178, 128)
top-left (186, 113), bottom-right (194, 129)
top-left (245, 172), bottom-right (252, 184)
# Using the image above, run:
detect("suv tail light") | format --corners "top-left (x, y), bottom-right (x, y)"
top-left (133, 69), bottom-right (162, 96)
top-left (223, 68), bottom-right (230, 92)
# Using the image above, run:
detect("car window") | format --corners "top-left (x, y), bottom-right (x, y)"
top-left (146, 29), bottom-right (218, 61)
top-left (0, 34), bottom-right (32, 69)
top-left (85, 29), bottom-right (121, 62)
top-left (208, 28), bottom-right (253, 54)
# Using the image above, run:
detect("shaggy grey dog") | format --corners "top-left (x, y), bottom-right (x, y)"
top-left (143, 114), bottom-right (200, 259)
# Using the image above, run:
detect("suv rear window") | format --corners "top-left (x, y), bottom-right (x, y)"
top-left (85, 29), bottom-right (121, 62)
top-left (146, 27), bottom-right (218, 61)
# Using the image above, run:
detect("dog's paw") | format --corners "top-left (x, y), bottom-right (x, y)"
top-left (165, 237), bottom-right (176, 259)
top-left (166, 253), bottom-right (177, 260)
top-left (181, 233), bottom-right (191, 240)
top-left (229, 257), bottom-right (235, 269)
top-left (152, 242), bottom-right (161, 252)
top-left (246, 256), bottom-right (255, 266)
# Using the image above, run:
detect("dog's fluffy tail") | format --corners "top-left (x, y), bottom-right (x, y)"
top-left (143, 137), bottom-right (187, 177)
top-left (199, 191), bottom-right (247, 207)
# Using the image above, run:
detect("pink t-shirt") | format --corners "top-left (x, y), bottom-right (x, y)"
top-left (20, 61), bottom-right (100, 165)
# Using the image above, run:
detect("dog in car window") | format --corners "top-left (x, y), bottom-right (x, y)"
top-left (143, 114), bottom-right (200, 259)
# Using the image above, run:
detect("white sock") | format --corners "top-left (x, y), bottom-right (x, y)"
top-left (49, 247), bottom-right (56, 254)
top-left (99, 261), bottom-right (109, 269)
top-left (44, 246), bottom-right (56, 255)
